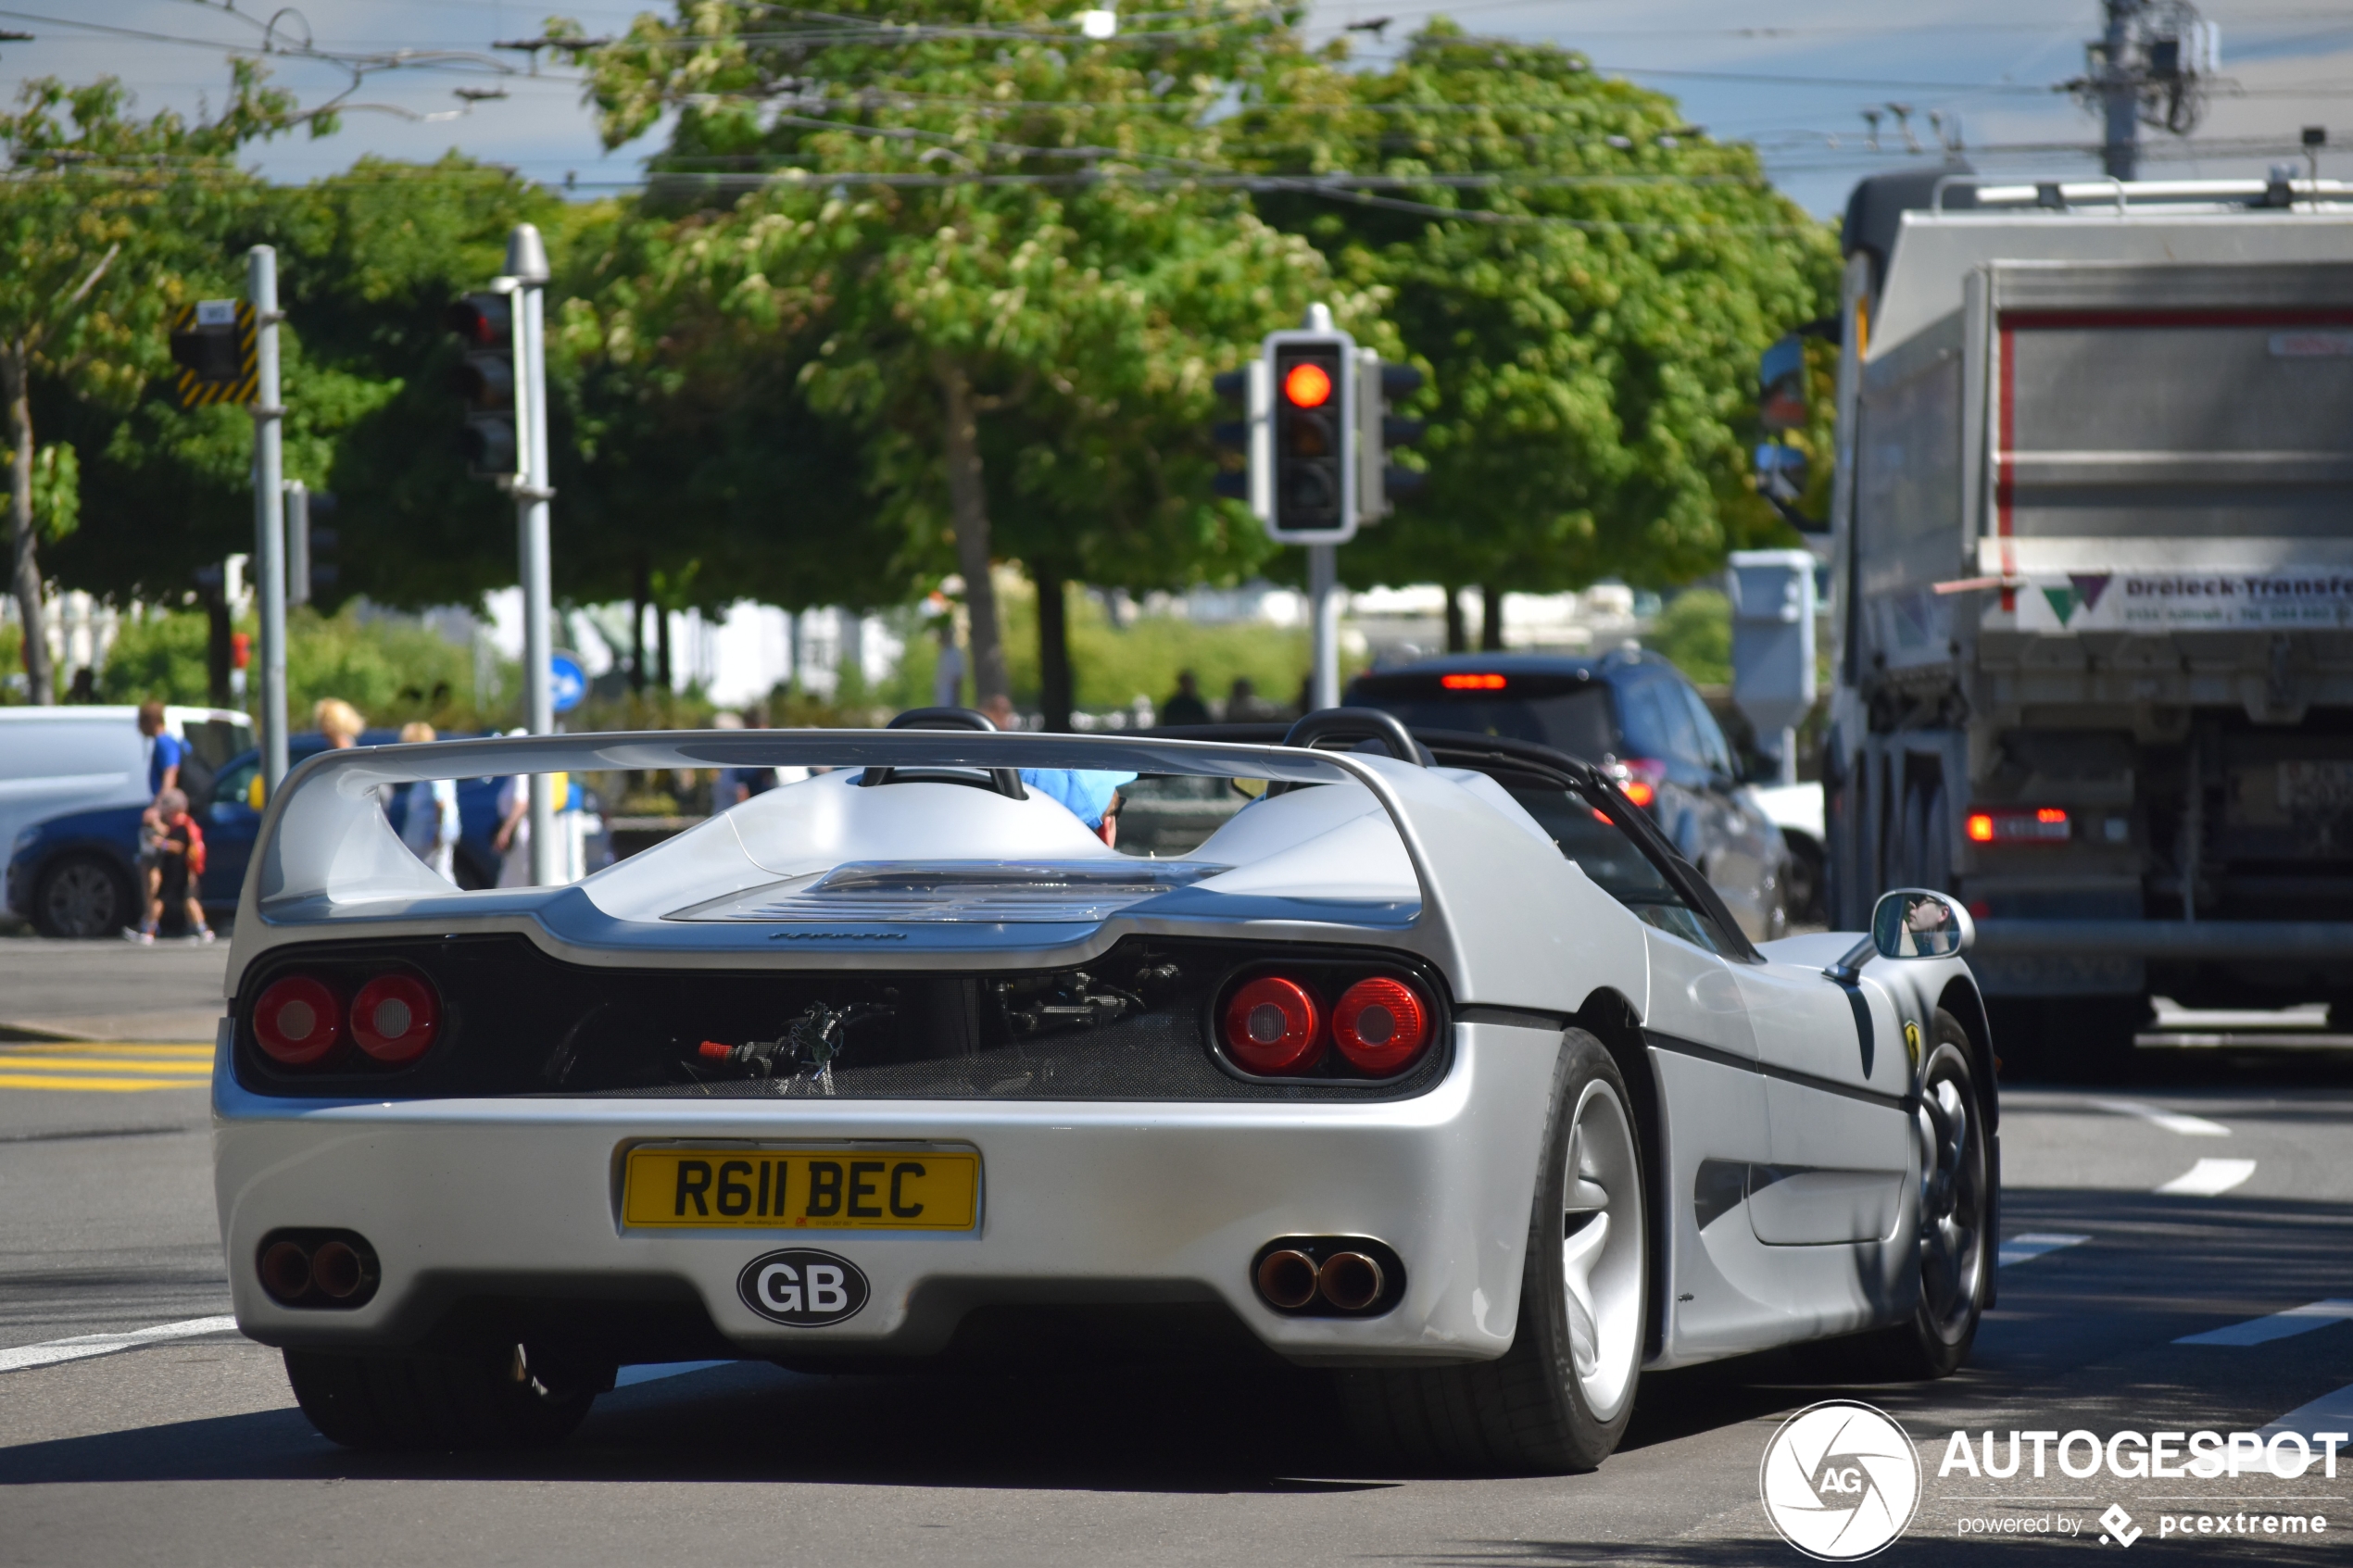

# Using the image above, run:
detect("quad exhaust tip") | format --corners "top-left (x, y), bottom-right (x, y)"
top-left (1252, 1236), bottom-right (1403, 1316)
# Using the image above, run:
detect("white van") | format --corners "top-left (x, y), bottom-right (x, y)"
top-left (0, 706), bottom-right (254, 870)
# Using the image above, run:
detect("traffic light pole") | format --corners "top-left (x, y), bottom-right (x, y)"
top-left (508, 225), bottom-right (559, 886)
top-left (1309, 545), bottom-right (1340, 710)
top-left (248, 246), bottom-right (290, 795)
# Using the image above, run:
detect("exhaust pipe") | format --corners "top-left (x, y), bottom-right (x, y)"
top-left (258, 1239), bottom-right (312, 1304)
top-left (309, 1239), bottom-right (368, 1299)
top-left (1317, 1251), bottom-right (1385, 1312)
top-left (1254, 1248), bottom-right (1321, 1311)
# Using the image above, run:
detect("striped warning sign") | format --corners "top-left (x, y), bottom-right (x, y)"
top-left (168, 300), bottom-right (257, 408)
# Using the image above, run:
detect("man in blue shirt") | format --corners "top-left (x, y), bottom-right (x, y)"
top-left (139, 702), bottom-right (185, 797)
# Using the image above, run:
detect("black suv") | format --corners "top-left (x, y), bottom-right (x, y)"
top-left (1346, 650), bottom-right (1792, 941)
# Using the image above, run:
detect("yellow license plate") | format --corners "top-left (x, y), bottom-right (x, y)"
top-left (623, 1146), bottom-right (979, 1232)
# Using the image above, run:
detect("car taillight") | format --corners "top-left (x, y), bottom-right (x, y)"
top-left (1613, 758), bottom-right (1666, 809)
top-left (351, 972), bottom-right (440, 1064)
top-left (254, 975), bottom-right (342, 1066)
top-left (1222, 976), bottom-right (1324, 1074)
top-left (1331, 976), bottom-right (1431, 1075)
top-left (1966, 807), bottom-right (2070, 845)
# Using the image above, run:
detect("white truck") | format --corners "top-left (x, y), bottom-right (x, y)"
top-left (1799, 168), bottom-right (2353, 1074)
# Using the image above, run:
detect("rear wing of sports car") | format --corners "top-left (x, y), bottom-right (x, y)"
top-left (244, 730), bottom-right (1422, 917)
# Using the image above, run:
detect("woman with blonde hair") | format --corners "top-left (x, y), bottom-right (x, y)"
top-left (313, 697), bottom-right (365, 747)
top-left (396, 721), bottom-right (460, 883)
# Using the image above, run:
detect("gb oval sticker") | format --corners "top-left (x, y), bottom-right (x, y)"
top-left (738, 1248), bottom-right (869, 1326)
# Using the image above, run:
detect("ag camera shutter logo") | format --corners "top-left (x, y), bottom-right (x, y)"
top-left (737, 1248), bottom-right (870, 1326)
top-left (1759, 1399), bottom-right (1922, 1560)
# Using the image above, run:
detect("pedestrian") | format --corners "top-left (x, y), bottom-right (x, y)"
top-left (1227, 675), bottom-right (1275, 721)
top-left (133, 787), bottom-right (213, 945)
top-left (313, 697), bottom-right (365, 748)
top-left (980, 693), bottom-right (1021, 732)
top-left (396, 721), bottom-right (460, 883)
top-left (1160, 670), bottom-right (1211, 726)
top-left (492, 729), bottom-right (535, 887)
top-left (133, 701), bottom-right (184, 924)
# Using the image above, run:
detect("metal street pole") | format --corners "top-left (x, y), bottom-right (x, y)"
top-left (508, 224), bottom-right (558, 885)
top-left (1309, 543), bottom-right (1340, 710)
top-left (2100, 0), bottom-right (2140, 182)
top-left (283, 480), bottom-right (309, 608)
top-left (248, 246), bottom-right (289, 795)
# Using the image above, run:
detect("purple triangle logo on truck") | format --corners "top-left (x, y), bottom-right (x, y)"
top-left (2070, 573), bottom-right (2112, 611)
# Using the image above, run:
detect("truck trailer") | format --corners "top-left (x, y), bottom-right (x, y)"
top-left (1809, 169), bottom-right (2353, 1074)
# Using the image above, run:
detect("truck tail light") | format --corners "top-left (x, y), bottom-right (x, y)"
top-left (1331, 976), bottom-right (1432, 1075)
top-left (351, 972), bottom-right (440, 1064)
top-left (1966, 807), bottom-right (2070, 845)
top-left (253, 975), bottom-right (343, 1066)
top-left (1222, 976), bottom-right (1324, 1074)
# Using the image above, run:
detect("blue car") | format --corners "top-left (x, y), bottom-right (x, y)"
top-left (6, 732), bottom-right (535, 938)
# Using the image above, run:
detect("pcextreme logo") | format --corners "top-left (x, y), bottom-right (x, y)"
top-left (1760, 1400), bottom-right (1923, 1561)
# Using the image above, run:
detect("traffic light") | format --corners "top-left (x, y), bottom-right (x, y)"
top-left (1358, 356), bottom-right (1427, 521)
top-left (284, 483), bottom-right (339, 607)
top-left (1265, 327), bottom-right (1355, 543)
top-left (168, 299), bottom-right (257, 408)
top-left (447, 290), bottom-right (519, 478)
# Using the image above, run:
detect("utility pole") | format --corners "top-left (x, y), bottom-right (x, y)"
top-left (2099, 1), bottom-right (2139, 181)
top-left (248, 246), bottom-right (289, 795)
top-left (507, 224), bottom-right (559, 885)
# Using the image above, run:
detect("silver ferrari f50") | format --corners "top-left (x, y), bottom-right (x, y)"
top-left (213, 709), bottom-right (1994, 1473)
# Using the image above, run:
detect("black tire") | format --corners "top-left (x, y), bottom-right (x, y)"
top-left (1340, 1028), bottom-right (1648, 1474)
top-left (33, 853), bottom-right (134, 939)
top-left (283, 1348), bottom-right (595, 1450)
top-left (1859, 1010), bottom-right (1990, 1379)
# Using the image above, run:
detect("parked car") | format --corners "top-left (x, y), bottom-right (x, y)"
top-left (214, 717), bottom-right (1993, 1472)
top-left (1346, 651), bottom-right (1794, 940)
top-left (5, 730), bottom-right (608, 937)
top-left (0, 704), bottom-right (250, 872)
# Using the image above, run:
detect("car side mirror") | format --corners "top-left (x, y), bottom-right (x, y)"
top-left (1826, 888), bottom-right (1972, 984)
top-left (1871, 888), bottom-right (1973, 959)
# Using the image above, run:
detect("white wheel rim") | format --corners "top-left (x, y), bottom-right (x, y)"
top-left (1561, 1078), bottom-right (1644, 1422)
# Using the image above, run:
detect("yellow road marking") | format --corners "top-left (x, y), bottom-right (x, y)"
top-left (0, 1060), bottom-right (210, 1069)
top-left (0, 1073), bottom-right (208, 1092)
top-left (0, 1043), bottom-right (211, 1056)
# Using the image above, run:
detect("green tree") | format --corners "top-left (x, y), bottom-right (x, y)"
top-left (560, 0), bottom-right (1351, 715)
top-left (1246, 24), bottom-right (1839, 628)
top-left (0, 63), bottom-right (326, 701)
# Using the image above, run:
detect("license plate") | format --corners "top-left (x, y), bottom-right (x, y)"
top-left (623, 1145), bottom-right (979, 1232)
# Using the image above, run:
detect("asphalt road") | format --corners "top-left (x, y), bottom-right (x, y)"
top-left (3, 943), bottom-right (2350, 1565)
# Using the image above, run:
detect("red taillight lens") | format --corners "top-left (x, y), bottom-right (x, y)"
top-left (1967, 807), bottom-right (2069, 845)
top-left (254, 975), bottom-right (342, 1066)
top-left (351, 972), bottom-right (440, 1064)
top-left (1222, 976), bottom-right (1324, 1074)
top-left (1332, 976), bottom-right (1432, 1075)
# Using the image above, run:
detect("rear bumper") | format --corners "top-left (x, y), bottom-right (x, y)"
top-left (1972, 919), bottom-right (2353, 960)
top-left (212, 1019), bottom-right (1564, 1366)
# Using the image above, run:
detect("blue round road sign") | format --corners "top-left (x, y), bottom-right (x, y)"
top-left (548, 653), bottom-right (586, 714)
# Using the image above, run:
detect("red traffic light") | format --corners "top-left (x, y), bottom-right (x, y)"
top-left (445, 293), bottom-right (512, 347)
top-left (1282, 362), bottom-right (1333, 408)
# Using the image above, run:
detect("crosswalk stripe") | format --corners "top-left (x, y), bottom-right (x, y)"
top-left (2156, 1157), bottom-right (2257, 1196)
top-left (1997, 1233), bottom-right (2089, 1267)
top-left (2177, 1298), bottom-right (2353, 1347)
top-left (0, 1316), bottom-right (242, 1374)
top-left (0, 1073), bottom-right (210, 1092)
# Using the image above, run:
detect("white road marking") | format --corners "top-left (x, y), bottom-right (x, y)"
top-left (2090, 1098), bottom-right (2231, 1137)
top-left (2176, 1299), bottom-right (2353, 1347)
top-left (0, 1315), bottom-right (241, 1374)
top-left (2156, 1158), bottom-right (2257, 1196)
top-left (613, 1360), bottom-right (734, 1388)
top-left (1997, 1233), bottom-right (2090, 1267)
top-left (2262, 1382), bottom-right (2353, 1443)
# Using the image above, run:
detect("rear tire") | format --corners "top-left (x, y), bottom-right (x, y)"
top-left (1340, 1028), bottom-right (1647, 1474)
top-left (33, 853), bottom-right (132, 939)
top-left (284, 1348), bottom-right (595, 1450)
